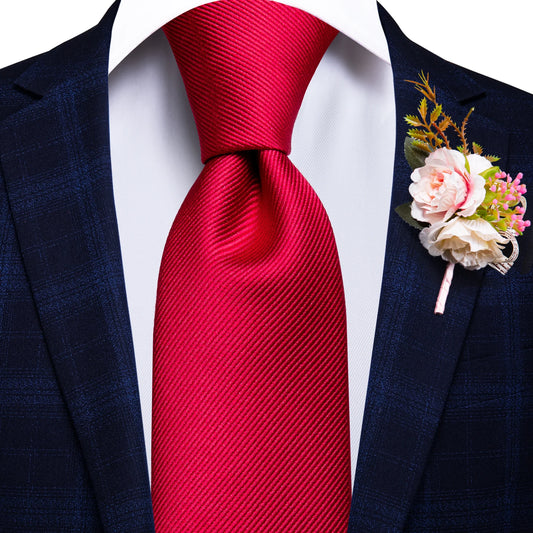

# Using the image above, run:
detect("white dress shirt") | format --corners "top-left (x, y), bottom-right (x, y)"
top-left (108, 0), bottom-right (396, 481)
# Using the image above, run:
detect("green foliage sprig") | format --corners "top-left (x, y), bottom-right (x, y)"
top-left (404, 72), bottom-right (499, 162)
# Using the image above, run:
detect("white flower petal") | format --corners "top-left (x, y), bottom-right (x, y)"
top-left (419, 217), bottom-right (508, 270)
top-left (467, 153), bottom-right (493, 176)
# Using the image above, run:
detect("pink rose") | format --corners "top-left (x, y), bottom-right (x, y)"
top-left (409, 148), bottom-right (490, 224)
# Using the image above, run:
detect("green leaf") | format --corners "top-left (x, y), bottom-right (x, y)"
top-left (480, 166), bottom-right (500, 180)
top-left (496, 220), bottom-right (508, 231)
top-left (395, 202), bottom-right (425, 230)
top-left (408, 129), bottom-right (428, 141)
top-left (472, 142), bottom-right (483, 155)
top-left (418, 97), bottom-right (427, 121)
top-left (438, 117), bottom-right (451, 131)
top-left (485, 154), bottom-right (501, 162)
top-left (404, 136), bottom-right (429, 170)
top-left (412, 140), bottom-right (432, 152)
top-left (464, 154), bottom-right (471, 174)
top-left (430, 104), bottom-right (442, 123)
top-left (483, 190), bottom-right (497, 204)
top-left (405, 114), bottom-right (423, 127)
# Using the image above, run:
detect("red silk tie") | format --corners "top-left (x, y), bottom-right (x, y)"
top-left (152, 1), bottom-right (351, 530)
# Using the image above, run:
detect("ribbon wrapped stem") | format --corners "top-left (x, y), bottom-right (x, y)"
top-left (434, 262), bottom-right (455, 315)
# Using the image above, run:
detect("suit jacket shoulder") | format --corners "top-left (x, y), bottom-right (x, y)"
top-left (0, 3), bottom-right (155, 531)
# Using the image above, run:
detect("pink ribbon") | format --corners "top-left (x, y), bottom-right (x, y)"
top-left (434, 262), bottom-right (455, 314)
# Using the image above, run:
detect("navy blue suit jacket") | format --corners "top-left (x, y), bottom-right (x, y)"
top-left (0, 3), bottom-right (532, 531)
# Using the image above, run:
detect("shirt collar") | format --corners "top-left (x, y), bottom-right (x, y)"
top-left (109, 0), bottom-right (389, 73)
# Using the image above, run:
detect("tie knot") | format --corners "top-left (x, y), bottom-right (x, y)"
top-left (164, 0), bottom-right (338, 162)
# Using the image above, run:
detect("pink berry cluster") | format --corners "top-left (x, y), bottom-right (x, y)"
top-left (481, 171), bottom-right (530, 234)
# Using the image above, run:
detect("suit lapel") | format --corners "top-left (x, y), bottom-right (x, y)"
top-left (349, 6), bottom-right (511, 531)
top-left (0, 3), bottom-right (154, 530)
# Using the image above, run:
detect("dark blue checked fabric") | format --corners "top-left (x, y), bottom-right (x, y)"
top-left (0, 1), bottom-right (532, 531)
top-left (0, 2), bottom-right (154, 531)
top-left (348, 7), bottom-right (533, 532)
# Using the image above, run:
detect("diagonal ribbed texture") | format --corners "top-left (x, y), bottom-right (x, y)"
top-left (162, 0), bottom-right (337, 162)
top-left (152, 1), bottom-right (350, 530)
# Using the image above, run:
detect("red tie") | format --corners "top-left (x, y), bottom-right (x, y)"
top-left (152, 1), bottom-right (351, 530)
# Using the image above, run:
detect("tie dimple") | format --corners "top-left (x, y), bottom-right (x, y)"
top-left (152, 1), bottom-right (351, 530)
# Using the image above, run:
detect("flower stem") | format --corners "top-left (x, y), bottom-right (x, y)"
top-left (434, 262), bottom-right (455, 314)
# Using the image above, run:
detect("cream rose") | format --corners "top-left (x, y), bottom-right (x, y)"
top-left (409, 148), bottom-right (490, 224)
top-left (420, 217), bottom-right (508, 270)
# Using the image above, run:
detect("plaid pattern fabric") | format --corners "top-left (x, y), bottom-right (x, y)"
top-left (0, 3), bottom-right (154, 531)
top-left (349, 7), bottom-right (533, 532)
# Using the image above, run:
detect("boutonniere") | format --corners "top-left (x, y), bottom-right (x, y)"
top-left (396, 72), bottom-right (529, 314)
